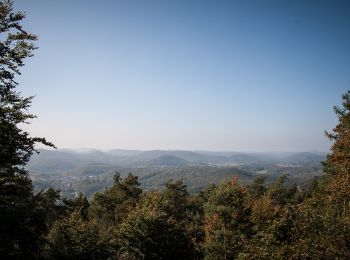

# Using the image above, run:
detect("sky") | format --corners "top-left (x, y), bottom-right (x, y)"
top-left (14, 0), bottom-right (350, 152)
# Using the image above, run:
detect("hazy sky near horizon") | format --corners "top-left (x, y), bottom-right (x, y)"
top-left (15, 0), bottom-right (350, 152)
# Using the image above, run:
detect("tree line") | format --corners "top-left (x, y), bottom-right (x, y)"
top-left (1, 1), bottom-right (350, 259)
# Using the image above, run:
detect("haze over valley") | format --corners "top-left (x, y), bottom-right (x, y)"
top-left (28, 148), bottom-right (326, 197)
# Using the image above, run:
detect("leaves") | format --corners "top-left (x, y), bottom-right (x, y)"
top-left (0, 1), bottom-right (54, 258)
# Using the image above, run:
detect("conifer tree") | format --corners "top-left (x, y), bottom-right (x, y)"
top-left (203, 177), bottom-right (250, 259)
top-left (323, 90), bottom-right (350, 215)
top-left (0, 1), bottom-right (54, 258)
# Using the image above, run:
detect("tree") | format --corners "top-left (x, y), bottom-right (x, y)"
top-left (117, 191), bottom-right (190, 260)
top-left (203, 177), bottom-right (251, 259)
top-left (0, 1), bottom-right (53, 258)
top-left (88, 172), bottom-right (142, 253)
top-left (63, 192), bottom-right (90, 220)
top-left (89, 172), bottom-right (142, 227)
top-left (323, 90), bottom-right (350, 216)
top-left (324, 90), bottom-right (350, 176)
top-left (162, 179), bottom-right (189, 222)
top-left (45, 211), bottom-right (109, 260)
top-left (278, 90), bottom-right (350, 259)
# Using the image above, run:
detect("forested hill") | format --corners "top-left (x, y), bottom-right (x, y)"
top-left (28, 148), bottom-right (326, 170)
top-left (28, 149), bottom-right (325, 197)
top-left (27, 149), bottom-right (326, 173)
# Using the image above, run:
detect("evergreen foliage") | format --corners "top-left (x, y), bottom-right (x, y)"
top-left (0, 1), bottom-right (53, 258)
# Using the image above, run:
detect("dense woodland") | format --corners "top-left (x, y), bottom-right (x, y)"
top-left (1, 1), bottom-right (350, 259)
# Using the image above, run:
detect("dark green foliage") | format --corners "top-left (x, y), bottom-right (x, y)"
top-left (246, 176), bottom-right (266, 202)
top-left (45, 211), bottom-right (109, 260)
top-left (117, 192), bottom-right (190, 260)
top-left (0, 1), bottom-right (54, 258)
top-left (63, 192), bottom-right (90, 220)
top-left (162, 179), bottom-right (189, 221)
top-left (203, 177), bottom-right (251, 259)
top-left (85, 172), bottom-right (143, 257)
top-left (0, 177), bottom-right (40, 259)
top-left (89, 172), bottom-right (142, 226)
top-left (33, 188), bottom-right (66, 237)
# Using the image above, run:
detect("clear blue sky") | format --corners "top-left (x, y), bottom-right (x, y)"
top-left (15, 0), bottom-right (350, 152)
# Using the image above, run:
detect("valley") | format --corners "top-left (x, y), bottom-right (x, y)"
top-left (28, 149), bottom-right (326, 197)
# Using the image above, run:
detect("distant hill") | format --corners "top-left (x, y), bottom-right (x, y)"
top-left (139, 166), bottom-right (254, 192)
top-left (28, 149), bottom-right (86, 173)
top-left (229, 154), bottom-right (262, 163)
top-left (27, 149), bottom-right (120, 174)
top-left (106, 149), bottom-right (142, 157)
top-left (27, 148), bottom-right (326, 176)
top-left (28, 149), bottom-right (326, 197)
top-left (75, 163), bottom-right (117, 176)
top-left (281, 152), bottom-right (326, 163)
top-left (125, 150), bottom-right (230, 165)
top-left (146, 155), bottom-right (190, 167)
top-left (127, 150), bottom-right (205, 162)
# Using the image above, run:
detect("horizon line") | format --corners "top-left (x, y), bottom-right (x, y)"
top-left (38, 147), bottom-right (329, 154)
